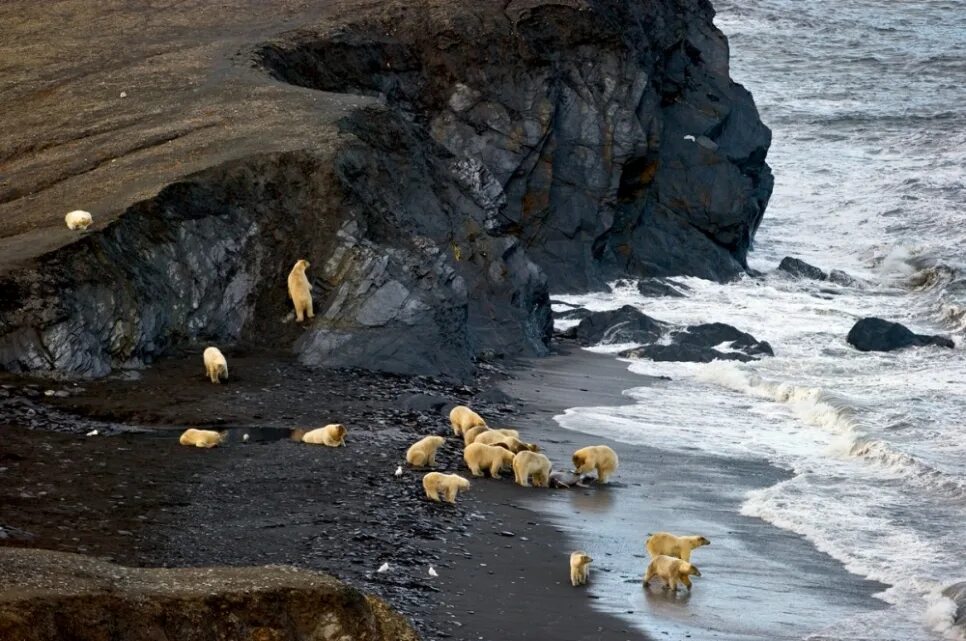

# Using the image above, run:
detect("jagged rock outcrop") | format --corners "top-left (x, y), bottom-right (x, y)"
top-left (778, 257), bottom-right (856, 286)
top-left (620, 322), bottom-right (773, 362)
top-left (846, 317), bottom-right (954, 352)
top-left (564, 305), bottom-right (666, 345)
top-left (0, 0), bottom-right (770, 380)
top-left (0, 548), bottom-right (418, 641)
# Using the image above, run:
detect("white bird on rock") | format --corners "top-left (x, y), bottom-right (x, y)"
top-left (377, 562), bottom-right (390, 573)
top-left (85, 429), bottom-right (99, 437)
top-left (394, 465), bottom-right (403, 477)
top-left (428, 566), bottom-right (438, 578)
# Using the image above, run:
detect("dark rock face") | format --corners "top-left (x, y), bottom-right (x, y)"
top-left (620, 322), bottom-right (773, 362)
top-left (636, 278), bottom-right (689, 298)
top-left (943, 582), bottom-right (966, 629)
top-left (846, 317), bottom-right (954, 352)
top-left (778, 256), bottom-right (828, 281)
top-left (565, 305), bottom-right (666, 346)
top-left (0, 0), bottom-right (771, 381)
top-left (0, 548), bottom-right (418, 641)
top-left (259, 0), bottom-right (773, 291)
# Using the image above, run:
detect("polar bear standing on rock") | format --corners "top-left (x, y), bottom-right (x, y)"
top-left (406, 435), bottom-right (446, 467)
top-left (570, 551), bottom-right (593, 587)
top-left (64, 210), bottom-right (93, 230)
top-left (464, 442), bottom-right (515, 478)
top-left (646, 532), bottom-right (710, 563)
top-left (302, 424), bottom-right (346, 447)
top-left (572, 445), bottom-right (619, 483)
top-left (287, 259), bottom-right (314, 322)
top-left (203, 347), bottom-right (228, 384)
top-left (644, 555), bottom-right (702, 592)
top-left (449, 405), bottom-right (487, 436)
top-left (179, 428), bottom-right (226, 448)
top-left (422, 472), bottom-right (471, 504)
top-left (513, 450), bottom-right (552, 487)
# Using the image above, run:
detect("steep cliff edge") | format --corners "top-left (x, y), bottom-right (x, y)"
top-left (0, 0), bottom-right (771, 380)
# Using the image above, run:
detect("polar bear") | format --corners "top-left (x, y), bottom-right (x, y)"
top-left (179, 428), bottom-right (226, 448)
top-left (572, 445), bottom-right (619, 483)
top-left (512, 450), bottom-right (551, 487)
top-left (645, 532), bottom-right (711, 562)
top-left (203, 347), bottom-right (228, 384)
top-left (302, 424), bottom-right (346, 447)
top-left (287, 259), bottom-right (314, 323)
top-left (463, 442), bottom-right (515, 478)
top-left (570, 551), bottom-right (593, 587)
top-left (449, 405), bottom-right (487, 436)
top-left (422, 472), bottom-right (471, 504)
top-left (462, 424), bottom-right (491, 447)
top-left (406, 435), bottom-right (446, 467)
top-left (473, 430), bottom-right (539, 453)
top-left (643, 555), bottom-right (702, 591)
top-left (494, 428), bottom-right (520, 439)
top-left (64, 210), bottom-right (93, 230)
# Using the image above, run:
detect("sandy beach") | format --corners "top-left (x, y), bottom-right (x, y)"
top-left (0, 344), bottom-right (889, 640)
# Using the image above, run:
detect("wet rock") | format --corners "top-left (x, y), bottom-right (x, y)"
top-left (778, 257), bottom-right (828, 281)
top-left (942, 582), bottom-right (966, 628)
top-left (636, 278), bottom-right (689, 298)
top-left (566, 306), bottom-right (665, 346)
top-left (620, 322), bottom-right (772, 362)
top-left (846, 317), bottom-right (954, 352)
top-left (829, 269), bottom-right (858, 286)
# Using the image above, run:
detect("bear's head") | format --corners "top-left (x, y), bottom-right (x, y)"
top-left (696, 536), bottom-right (711, 547)
top-left (296, 258), bottom-right (310, 270)
top-left (455, 475), bottom-right (471, 490)
top-left (683, 562), bottom-right (701, 577)
top-left (573, 552), bottom-right (592, 567)
top-left (523, 441), bottom-right (540, 452)
top-left (428, 435), bottom-right (445, 447)
top-left (572, 452), bottom-right (587, 471)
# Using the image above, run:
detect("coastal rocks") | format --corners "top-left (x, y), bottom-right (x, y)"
top-left (778, 257), bottom-right (857, 286)
top-left (942, 582), bottom-right (966, 629)
top-left (620, 322), bottom-right (773, 362)
top-left (563, 306), bottom-right (665, 346)
top-left (0, 547), bottom-right (418, 641)
top-left (846, 317), bottom-right (954, 352)
top-left (258, 0), bottom-right (773, 291)
top-left (636, 278), bottom-right (689, 298)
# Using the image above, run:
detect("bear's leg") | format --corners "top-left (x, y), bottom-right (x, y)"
top-left (597, 466), bottom-right (609, 483)
top-left (425, 485), bottom-right (440, 501)
top-left (469, 462), bottom-right (484, 477)
top-left (306, 297), bottom-right (314, 319)
top-left (682, 576), bottom-right (692, 591)
top-left (666, 576), bottom-right (677, 591)
top-left (490, 462), bottom-right (502, 479)
top-left (209, 368), bottom-right (220, 384)
top-left (444, 485), bottom-right (457, 503)
top-left (428, 452), bottom-right (437, 467)
top-left (643, 567), bottom-right (654, 586)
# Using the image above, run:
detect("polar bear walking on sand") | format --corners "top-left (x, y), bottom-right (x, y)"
top-left (422, 472), bottom-right (471, 504)
top-left (64, 210), bottom-right (93, 230)
top-left (512, 450), bottom-right (552, 487)
top-left (302, 424), bottom-right (347, 447)
top-left (203, 347), bottom-right (228, 384)
top-left (570, 551), bottom-right (593, 587)
top-left (179, 428), bottom-right (226, 448)
top-left (646, 532), bottom-right (710, 563)
top-left (572, 445), bottom-right (619, 484)
top-left (406, 435), bottom-right (446, 467)
top-left (449, 405), bottom-right (486, 436)
top-left (287, 259), bottom-right (314, 322)
top-left (643, 555), bottom-right (702, 592)
top-left (463, 442), bottom-right (515, 479)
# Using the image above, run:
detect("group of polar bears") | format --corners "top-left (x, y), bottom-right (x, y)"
top-left (410, 405), bottom-right (619, 506)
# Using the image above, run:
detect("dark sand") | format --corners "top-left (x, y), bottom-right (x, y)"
top-left (0, 344), bottom-right (887, 640)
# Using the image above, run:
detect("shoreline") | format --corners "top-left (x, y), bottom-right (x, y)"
top-left (0, 343), bottom-right (888, 640)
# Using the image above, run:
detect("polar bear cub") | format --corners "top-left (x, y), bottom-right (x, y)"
top-left (462, 424), bottom-right (491, 447)
top-left (64, 210), bottom-right (93, 230)
top-left (473, 430), bottom-right (539, 453)
top-left (512, 450), bottom-right (551, 487)
top-left (406, 435), bottom-right (446, 467)
top-left (463, 442), bottom-right (515, 478)
top-left (422, 472), bottom-right (471, 504)
top-left (179, 428), bottom-right (226, 448)
top-left (570, 551), bottom-right (593, 587)
top-left (449, 405), bottom-right (487, 436)
top-left (645, 532), bottom-right (711, 563)
top-left (203, 346), bottom-right (228, 384)
top-left (643, 555), bottom-right (702, 592)
top-left (287, 259), bottom-right (314, 322)
top-left (302, 424), bottom-right (347, 447)
top-left (572, 445), bottom-right (619, 483)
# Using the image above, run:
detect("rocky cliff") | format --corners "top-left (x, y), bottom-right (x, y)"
top-left (0, 0), bottom-right (771, 380)
top-left (0, 548), bottom-right (418, 641)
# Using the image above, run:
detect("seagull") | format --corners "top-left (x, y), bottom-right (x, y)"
top-left (242, 433), bottom-right (250, 443)
top-left (394, 465), bottom-right (403, 477)
top-left (377, 562), bottom-right (390, 573)
top-left (428, 566), bottom-right (438, 578)
top-left (683, 135), bottom-right (696, 142)
top-left (85, 429), bottom-right (99, 437)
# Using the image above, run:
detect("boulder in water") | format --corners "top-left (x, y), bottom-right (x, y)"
top-left (636, 278), bottom-right (689, 298)
top-left (619, 322), bottom-right (773, 362)
top-left (778, 257), bottom-right (828, 281)
top-left (846, 317), bottom-right (954, 352)
top-left (565, 305), bottom-right (665, 346)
